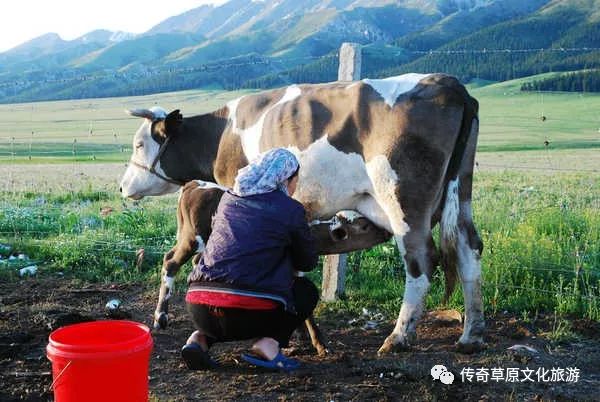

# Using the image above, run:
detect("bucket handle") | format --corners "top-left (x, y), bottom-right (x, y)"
top-left (49, 360), bottom-right (72, 391)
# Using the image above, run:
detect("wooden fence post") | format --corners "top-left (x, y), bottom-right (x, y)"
top-left (321, 254), bottom-right (348, 301)
top-left (321, 42), bottom-right (362, 302)
top-left (337, 42), bottom-right (362, 82)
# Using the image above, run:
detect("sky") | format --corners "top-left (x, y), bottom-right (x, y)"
top-left (0, 0), bottom-right (228, 53)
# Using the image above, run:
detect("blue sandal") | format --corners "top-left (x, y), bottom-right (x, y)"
top-left (181, 342), bottom-right (219, 370)
top-left (241, 351), bottom-right (301, 372)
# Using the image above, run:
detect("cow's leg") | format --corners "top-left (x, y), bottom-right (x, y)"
top-left (154, 237), bottom-right (199, 329)
top-left (455, 225), bottom-right (484, 352)
top-left (441, 184), bottom-right (485, 352)
top-left (454, 117), bottom-right (485, 352)
top-left (378, 228), bottom-right (436, 354)
top-left (362, 155), bottom-right (438, 354)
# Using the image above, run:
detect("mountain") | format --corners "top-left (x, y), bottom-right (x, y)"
top-left (383, 0), bottom-right (600, 81)
top-left (74, 30), bottom-right (134, 45)
top-left (0, 29), bottom-right (135, 74)
top-left (1, 0), bottom-right (598, 103)
top-left (4, 33), bottom-right (68, 58)
top-left (395, 0), bottom-right (549, 51)
top-left (72, 33), bottom-right (204, 70)
top-left (1, 30), bottom-right (133, 60)
top-left (146, 5), bottom-right (215, 35)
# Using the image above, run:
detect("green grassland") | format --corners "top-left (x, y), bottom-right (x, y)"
top-left (1, 75), bottom-right (599, 322)
top-left (0, 73), bottom-right (598, 163)
top-left (470, 74), bottom-right (600, 153)
top-left (1, 169), bottom-right (597, 320)
top-left (0, 89), bottom-right (250, 162)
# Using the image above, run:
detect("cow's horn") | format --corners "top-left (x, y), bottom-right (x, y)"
top-left (126, 108), bottom-right (157, 120)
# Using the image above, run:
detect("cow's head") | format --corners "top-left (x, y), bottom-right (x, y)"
top-left (119, 107), bottom-right (184, 199)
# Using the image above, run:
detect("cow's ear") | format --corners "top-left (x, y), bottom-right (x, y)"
top-left (165, 109), bottom-right (183, 137)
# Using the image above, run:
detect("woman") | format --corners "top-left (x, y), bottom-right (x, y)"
top-left (182, 148), bottom-right (319, 371)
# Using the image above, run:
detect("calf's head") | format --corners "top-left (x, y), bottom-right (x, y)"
top-left (312, 212), bottom-right (392, 254)
top-left (119, 108), bottom-right (183, 199)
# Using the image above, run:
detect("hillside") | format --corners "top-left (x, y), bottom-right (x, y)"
top-left (383, 0), bottom-right (600, 82)
top-left (1, 0), bottom-right (599, 103)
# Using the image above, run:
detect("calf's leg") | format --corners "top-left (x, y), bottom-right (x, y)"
top-left (154, 238), bottom-right (199, 329)
top-left (303, 315), bottom-right (330, 356)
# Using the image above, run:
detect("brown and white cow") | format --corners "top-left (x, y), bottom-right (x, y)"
top-left (119, 73), bottom-right (484, 354)
top-left (155, 180), bottom-right (391, 355)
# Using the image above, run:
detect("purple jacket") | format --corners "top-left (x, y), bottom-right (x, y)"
top-left (187, 190), bottom-right (318, 311)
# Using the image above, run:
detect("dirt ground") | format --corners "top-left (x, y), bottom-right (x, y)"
top-left (1, 274), bottom-right (599, 402)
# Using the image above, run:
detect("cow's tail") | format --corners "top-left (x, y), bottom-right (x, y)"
top-left (439, 91), bottom-right (479, 303)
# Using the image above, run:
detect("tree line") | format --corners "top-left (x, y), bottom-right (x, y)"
top-left (521, 70), bottom-right (600, 92)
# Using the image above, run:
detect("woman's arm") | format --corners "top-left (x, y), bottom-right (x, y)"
top-left (289, 207), bottom-right (318, 272)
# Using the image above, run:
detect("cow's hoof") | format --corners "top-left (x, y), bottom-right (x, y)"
top-left (378, 339), bottom-right (409, 355)
top-left (377, 333), bottom-right (414, 355)
top-left (456, 339), bottom-right (486, 354)
top-left (377, 340), bottom-right (395, 355)
top-left (153, 312), bottom-right (169, 330)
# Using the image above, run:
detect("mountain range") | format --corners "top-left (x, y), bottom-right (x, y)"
top-left (1, 0), bottom-right (598, 103)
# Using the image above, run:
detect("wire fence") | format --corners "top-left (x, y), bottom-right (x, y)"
top-left (0, 54), bottom-right (338, 90)
top-left (1, 159), bottom-right (598, 281)
top-left (476, 163), bottom-right (600, 173)
top-left (2, 45), bottom-right (598, 89)
top-left (1, 46), bottom-right (599, 152)
top-left (1, 47), bottom-right (599, 313)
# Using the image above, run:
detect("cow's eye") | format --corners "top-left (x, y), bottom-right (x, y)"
top-left (135, 142), bottom-right (143, 149)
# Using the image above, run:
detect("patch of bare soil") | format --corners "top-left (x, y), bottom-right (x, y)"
top-left (1, 275), bottom-right (599, 401)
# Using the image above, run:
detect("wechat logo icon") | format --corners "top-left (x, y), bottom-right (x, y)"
top-left (431, 364), bottom-right (454, 385)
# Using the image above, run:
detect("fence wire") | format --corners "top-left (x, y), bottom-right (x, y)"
top-left (1, 58), bottom-right (599, 310)
top-left (476, 163), bottom-right (600, 173)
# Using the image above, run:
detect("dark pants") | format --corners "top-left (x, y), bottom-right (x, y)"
top-left (187, 277), bottom-right (319, 348)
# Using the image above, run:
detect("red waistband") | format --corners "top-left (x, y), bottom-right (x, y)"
top-left (186, 289), bottom-right (278, 310)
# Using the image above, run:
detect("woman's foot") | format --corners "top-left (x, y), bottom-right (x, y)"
top-left (250, 337), bottom-right (279, 360)
top-left (241, 351), bottom-right (300, 372)
top-left (242, 337), bottom-right (300, 371)
top-left (186, 330), bottom-right (209, 350)
top-left (181, 331), bottom-right (218, 370)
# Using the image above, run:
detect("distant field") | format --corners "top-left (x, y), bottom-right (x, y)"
top-left (469, 75), bottom-right (600, 153)
top-left (0, 88), bottom-right (249, 140)
top-left (0, 89), bottom-right (250, 162)
top-left (0, 74), bottom-right (598, 163)
top-left (1, 148), bottom-right (598, 196)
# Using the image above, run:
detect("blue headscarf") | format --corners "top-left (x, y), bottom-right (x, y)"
top-left (233, 148), bottom-right (299, 197)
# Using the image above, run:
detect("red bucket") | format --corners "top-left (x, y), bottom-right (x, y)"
top-left (47, 320), bottom-right (153, 402)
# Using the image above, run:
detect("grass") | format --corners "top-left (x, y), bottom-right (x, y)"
top-left (0, 75), bottom-right (599, 322)
top-left (0, 88), bottom-right (251, 164)
top-left (315, 171), bottom-right (599, 321)
top-left (0, 88), bottom-right (251, 152)
top-left (470, 77), bottom-right (600, 153)
top-left (1, 168), bottom-right (598, 320)
top-left (544, 312), bottom-right (578, 344)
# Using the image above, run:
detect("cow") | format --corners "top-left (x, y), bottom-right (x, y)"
top-left (119, 73), bottom-right (484, 354)
top-left (154, 180), bottom-right (391, 355)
